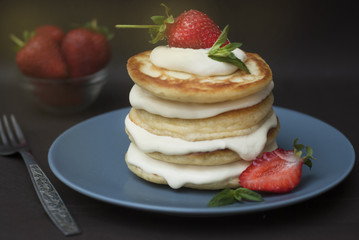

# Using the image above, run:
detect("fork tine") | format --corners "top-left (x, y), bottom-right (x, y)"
top-left (2, 115), bottom-right (17, 146)
top-left (0, 117), bottom-right (8, 145)
top-left (10, 115), bottom-right (26, 145)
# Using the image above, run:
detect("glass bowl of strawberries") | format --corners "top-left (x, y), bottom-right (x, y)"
top-left (19, 68), bottom-right (108, 114)
top-left (12, 21), bottom-right (112, 114)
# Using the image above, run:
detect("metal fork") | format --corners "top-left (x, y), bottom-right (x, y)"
top-left (0, 115), bottom-right (81, 236)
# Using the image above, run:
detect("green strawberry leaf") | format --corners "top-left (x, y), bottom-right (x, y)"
top-left (151, 15), bottom-right (167, 25)
top-left (293, 138), bottom-right (315, 169)
top-left (207, 25), bottom-right (250, 74)
top-left (84, 19), bottom-right (114, 40)
top-left (293, 138), bottom-right (305, 151)
top-left (208, 187), bottom-right (263, 207)
top-left (304, 157), bottom-right (313, 169)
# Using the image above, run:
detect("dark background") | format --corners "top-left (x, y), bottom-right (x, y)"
top-left (0, 0), bottom-right (358, 239)
top-left (1, 0), bottom-right (357, 78)
top-left (1, 0), bottom-right (358, 116)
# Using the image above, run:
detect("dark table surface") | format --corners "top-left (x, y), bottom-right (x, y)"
top-left (1, 0), bottom-right (358, 239)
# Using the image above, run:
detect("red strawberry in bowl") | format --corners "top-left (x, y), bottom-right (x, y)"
top-left (35, 24), bottom-right (65, 44)
top-left (10, 33), bottom-right (68, 79)
top-left (239, 139), bottom-right (315, 193)
top-left (61, 20), bottom-right (112, 78)
top-left (10, 20), bottom-right (111, 114)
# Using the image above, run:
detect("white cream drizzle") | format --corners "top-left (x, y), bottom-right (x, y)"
top-left (127, 141), bottom-right (278, 189)
top-left (125, 111), bottom-right (278, 161)
top-left (126, 143), bottom-right (251, 189)
top-left (130, 82), bottom-right (274, 119)
top-left (150, 45), bottom-right (247, 76)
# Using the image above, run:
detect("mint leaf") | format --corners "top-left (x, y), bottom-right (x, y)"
top-left (207, 25), bottom-right (230, 55)
top-left (208, 43), bottom-right (242, 58)
top-left (208, 188), bottom-right (235, 207)
top-left (208, 187), bottom-right (263, 207)
top-left (207, 25), bottom-right (250, 74)
top-left (209, 55), bottom-right (250, 73)
top-left (215, 42), bottom-right (243, 56)
top-left (233, 192), bottom-right (242, 202)
top-left (234, 188), bottom-right (264, 202)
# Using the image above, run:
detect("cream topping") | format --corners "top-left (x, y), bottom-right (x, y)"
top-left (126, 142), bottom-right (277, 189)
top-left (126, 143), bottom-right (250, 189)
top-left (125, 111), bottom-right (277, 161)
top-left (130, 82), bottom-right (274, 119)
top-left (150, 45), bottom-right (247, 76)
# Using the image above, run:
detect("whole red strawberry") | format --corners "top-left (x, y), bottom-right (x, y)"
top-left (239, 139), bottom-right (314, 193)
top-left (166, 9), bottom-right (227, 49)
top-left (116, 4), bottom-right (249, 72)
top-left (61, 20), bottom-right (111, 77)
top-left (11, 34), bottom-right (68, 79)
top-left (116, 4), bottom-right (228, 49)
top-left (35, 25), bottom-right (65, 44)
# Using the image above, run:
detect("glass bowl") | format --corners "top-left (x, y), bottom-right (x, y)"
top-left (19, 68), bottom-right (107, 114)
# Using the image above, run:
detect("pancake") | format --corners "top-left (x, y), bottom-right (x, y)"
top-left (124, 48), bottom-right (279, 190)
top-left (144, 123), bottom-right (279, 166)
top-left (127, 51), bottom-right (272, 103)
top-left (125, 143), bottom-right (252, 190)
top-left (126, 107), bottom-right (279, 166)
top-left (125, 159), bottom-right (245, 190)
top-left (129, 93), bottom-right (274, 141)
top-left (129, 81), bottom-right (274, 120)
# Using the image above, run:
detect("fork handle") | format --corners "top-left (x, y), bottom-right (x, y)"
top-left (20, 150), bottom-right (81, 236)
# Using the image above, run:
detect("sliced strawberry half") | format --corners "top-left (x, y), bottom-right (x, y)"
top-left (239, 139), bottom-right (314, 193)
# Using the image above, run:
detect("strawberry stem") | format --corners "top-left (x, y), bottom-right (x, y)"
top-left (9, 34), bottom-right (25, 48)
top-left (115, 3), bottom-right (174, 44)
top-left (10, 30), bottom-right (35, 51)
top-left (115, 24), bottom-right (160, 29)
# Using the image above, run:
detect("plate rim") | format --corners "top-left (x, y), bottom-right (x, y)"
top-left (48, 106), bottom-right (355, 216)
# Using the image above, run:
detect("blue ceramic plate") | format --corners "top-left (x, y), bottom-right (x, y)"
top-left (48, 106), bottom-right (355, 216)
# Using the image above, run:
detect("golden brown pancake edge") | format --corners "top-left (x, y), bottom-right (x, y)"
top-left (127, 51), bottom-right (272, 103)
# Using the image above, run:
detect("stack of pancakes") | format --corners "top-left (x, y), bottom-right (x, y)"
top-left (124, 50), bottom-right (280, 190)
